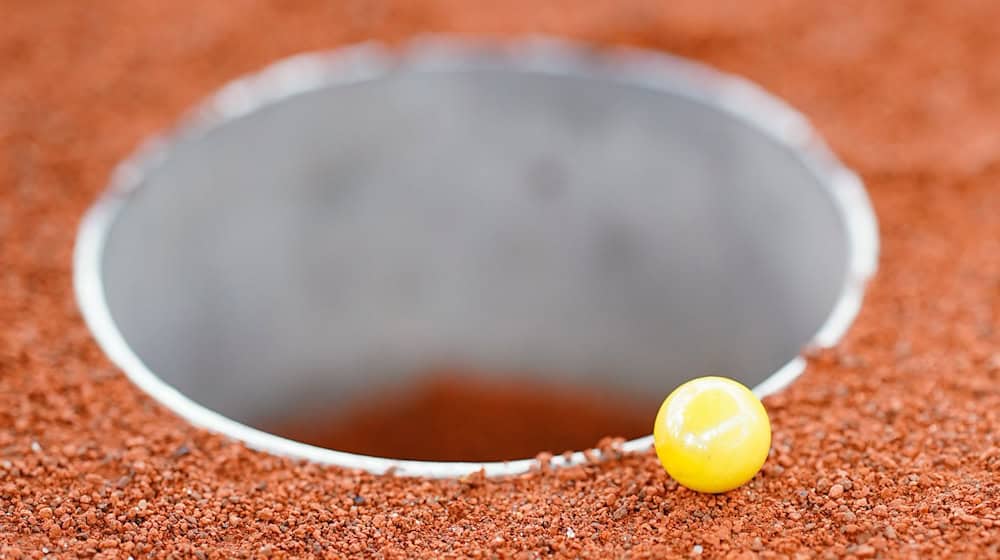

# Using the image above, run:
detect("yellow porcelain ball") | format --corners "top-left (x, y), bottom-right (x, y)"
top-left (653, 376), bottom-right (771, 493)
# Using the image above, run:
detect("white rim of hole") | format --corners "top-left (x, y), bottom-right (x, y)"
top-left (73, 36), bottom-right (879, 478)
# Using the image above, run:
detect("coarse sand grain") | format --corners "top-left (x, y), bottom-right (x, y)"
top-left (2, 1), bottom-right (1000, 557)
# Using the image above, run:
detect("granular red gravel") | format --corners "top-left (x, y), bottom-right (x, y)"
top-left (2, 0), bottom-right (1000, 557)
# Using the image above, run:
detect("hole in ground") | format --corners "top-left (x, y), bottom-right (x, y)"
top-left (80, 50), bottom-right (873, 474)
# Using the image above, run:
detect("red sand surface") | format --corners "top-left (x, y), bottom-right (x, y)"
top-left (2, 1), bottom-right (999, 557)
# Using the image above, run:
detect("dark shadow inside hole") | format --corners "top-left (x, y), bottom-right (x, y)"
top-left (262, 369), bottom-right (659, 463)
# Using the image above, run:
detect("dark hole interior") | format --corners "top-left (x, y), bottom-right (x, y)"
top-left (263, 369), bottom-right (659, 462)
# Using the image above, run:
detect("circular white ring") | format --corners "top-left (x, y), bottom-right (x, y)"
top-left (74, 36), bottom-right (878, 478)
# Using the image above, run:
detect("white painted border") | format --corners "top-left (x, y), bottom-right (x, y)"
top-left (74, 37), bottom-right (879, 478)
